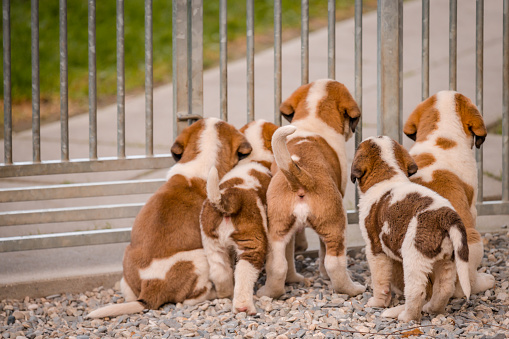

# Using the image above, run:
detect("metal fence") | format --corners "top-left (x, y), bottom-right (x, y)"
top-left (1, 0), bottom-right (508, 253)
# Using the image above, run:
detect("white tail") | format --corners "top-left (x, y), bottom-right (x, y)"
top-left (449, 226), bottom-right (471, 299)
top-left (271, 125), bottom-right (297, 172)
top-left (86, 301), bottom-right (145, 319)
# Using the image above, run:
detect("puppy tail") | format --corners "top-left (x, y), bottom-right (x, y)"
top-left (449, 224), bottom-right (471, 299)
top-left (272, 125), bottom-right (315, 191)
top-left (86, 301), bottom-right (145, 319)
top-left (206, 166), bottom-right (241, 215)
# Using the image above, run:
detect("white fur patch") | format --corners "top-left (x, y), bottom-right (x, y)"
top-left (166, 118), bottom-right (221, 181)
top-left (293, 203), bottom-right (310, 232)
top-left (240, 119), bottom-right (275, 165)
top-left (408, 91), bottom-right (477, 193)
top-left (138, 249), bottom-right (208, 280)
top-left (291, 155), bottom-right (300, 162)
top-left (219, 162), bottom-right (270, 191)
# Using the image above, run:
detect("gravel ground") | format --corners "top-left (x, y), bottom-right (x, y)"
top-left (1, 231), bottom-right (508, 339)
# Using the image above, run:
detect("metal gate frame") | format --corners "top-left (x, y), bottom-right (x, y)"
top-left (1, 0), bottom-right (508, 253)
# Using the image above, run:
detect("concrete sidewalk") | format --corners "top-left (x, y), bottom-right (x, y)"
top-left (1, 0), bottom-right (507, 300)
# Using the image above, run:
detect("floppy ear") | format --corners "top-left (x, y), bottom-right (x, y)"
top-left (262, 123), bottom-right (280, 152)
top-left (237, 140), bottom-right (252, 161)
top-left (350, 156), bottom-right (365, 184)
top-left (392, 139), bottom-right (418, 177)
top-left (455, 93), bottom-right (487, 149)
top-left (279, 83), bottom-right (310, 123)
top-left (171, 141), bottom-right (184, 162)
top-left (403, 108), bottom-right (421, 141)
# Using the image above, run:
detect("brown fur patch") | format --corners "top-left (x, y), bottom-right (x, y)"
top-left (351, 140), bottom-right (396, 193)
top-left (413, 153), bottom-right (436, 169)
top-left (171, 120), bottom-right (205, 163)
top-left (215, 121), bottom-right (253, 178)
top-left (435, 137), bottom-right (457, 150)
top-left (392, 139), bottom-right (418, 177)
top-left (411, 170), bottom-right (479, 244)
top-left (403, 95), bottom-right (438, 142)
top-left (138, 260), bottom-right (205, 309)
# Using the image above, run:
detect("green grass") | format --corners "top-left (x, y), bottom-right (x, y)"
top-left (0, 0), bottom-right (372, 134)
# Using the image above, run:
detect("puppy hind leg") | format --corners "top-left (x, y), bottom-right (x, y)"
top-left (398, 258), bottom-right (431, 322)
top-left (466, 241), bottom-right (494, 296)
top-left (203, 241), bottom-right (234, 299)
top-left (233, 259), bottom-right (260, 314)
top-left (423, 260), bottom-right (456, 315)
top-left (257, 240), bottom-right (288, 299)
top-left (318, 238), bottom-right (330, 280)
top-left (285, 235), bottom-right (306, 284)
top-left (324, 254), bottom-right (366, 296)
top-left (366, 252), bottom-right (393, 308)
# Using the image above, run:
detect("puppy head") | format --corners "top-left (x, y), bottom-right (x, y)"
top-left (237, 120), bottom-right (278, 167)
top-left (351, 136), bottom-right (418, 193)
top-left (280, 79), bottom-right (361, 139)
top-left (170, 118), bottom-right (252, 178)
top-left (404, 91), bottom-right (487, 148)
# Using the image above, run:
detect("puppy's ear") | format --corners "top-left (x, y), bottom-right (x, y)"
top-left (392, 139), bottom-right (418, 177)
top-left (237, 140), bottom-right (252, 161)
top-left (404, 108), bottom-right (421, 141)
top-left (455, 93), bottom-right (487, 149)
top-left (280, 83), bottom-right (311, 122)
top-left (350, 157), bottom-right (365, 184)
top-left (262, 123), bottom-right (280, 152)
top-left (171, 141), bottom-right (184, 162)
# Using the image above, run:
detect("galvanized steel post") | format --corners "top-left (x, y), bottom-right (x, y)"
top-left (354, 0), bottom-right (363, 209)
top-left (377, 0), bottom-right (402, 143)
top-left (503, 0), bottom-right (509, 202)
top-left (31, 0), bottom-right (40, 163)
top-left (328, 0), bottom-right (335, 79)
top-left (191, 0), bottom-right (203, 120)
top-left (247, 0), bottom-right (254, 122)
top-left (3, 0), bottom-right (12, 165)
top-left (117, 0), bottom-right (125, 158)
top-left (475, 0), bottom-right (484, 203)
top-left (172, 0), bottom-right (189, 137)
top-left (422, 0), bottom-right (429, 101)
top-left (145, 0), bottom-right (153, 156)
top-left (220, 0), bottom-right (228, 121)
top-left (274, 0), bottom-right (282, 125)
top-left (449, 0), bottom-right (457, 91)
top-left (301, 0), bottom-right (309, 85)
top-left (60, 0), bottom-right (69, 161)
top-left (88, 0), bottom-right (97, 159)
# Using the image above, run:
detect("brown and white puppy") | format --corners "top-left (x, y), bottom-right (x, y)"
top-left (403, 91), bottom-right (494, 297)
top-left (256, 79), bottom-right (365, 299)
top-left (200, 119), bottom-right (279, 315)
top-left (352, 136), bottom-right (471, 322)
top-left (87, 118), bottom-right (252, 318)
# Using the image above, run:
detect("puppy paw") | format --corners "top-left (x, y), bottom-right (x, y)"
top-left (422, 301), bottom-right (445, 315)
top-left (256, 285), bottom-right (284, 299)
top-left (367, 296), bottom-right (390, 308)
top-left (397, 310), bottom-right (421, 323)
top-left (344, 282), bottom-right (366, 297)
top-left (232, 300), bottom-right (257, 315)
top-left (474, 272), bottom-right (495, 293)
top-left (381, 304), bottom-right (405, 319)
top-left (285, 272), bottom-right (306, 284)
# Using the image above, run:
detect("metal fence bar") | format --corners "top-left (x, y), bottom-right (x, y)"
top-left (503, 0), bottom-right (509, 202)
top-left (274, 0), bottom-right (282, 125)
top-left (88, 0), bottom-right (97, 159)
top-left (220, 0), bottom-right (227, 121)
top-left (422, 0), bottom-right (429, 100)
top-left (0, 203), bottom-right (144, 226)
top-left (0, 228), bottom-right (132, 253)
top-left (0, 155), bottom-right (174, 178)
top-left (354, 0), bottom-right (362, 210)
top-left (191, 0), bottom-right (203, 119)
top-left (117, 0), bottom-right (125, 158)
top-left (301, 0), bottom-right (309, 85)
top-left (476, 0), bottom-right (484, 203)
top-left (449, 0), bottom-right (457, 91)
top-left (31, 0), bottom-right (40, 163)
top-left (247, 0), bottom-right (254, 122)
top-left (377, 0), bottom-right (402, 143)
top-left (172, 0), bottom-right (188, 137)
top-left (3, 0), bottom-right (12, 165)
top-left (145, 0), bottom-right (153, 156)
top-left (60, 0), bottom-right (69, 161)
top-left (328, 0), bottom-right (335, 79)
top-left (0, 179), bottom-right (165, 203)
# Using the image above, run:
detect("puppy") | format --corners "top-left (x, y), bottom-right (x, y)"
top-left (200, 119), bottom-right (279, 315)
top-left (257, 79), bottom-right (365, 299)
top-left (352, 136), bottom-right (471, 322)
top-left (87, 118), bottom-right (252, 318)
top-left (403, 91), bottom-right (494, 297)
